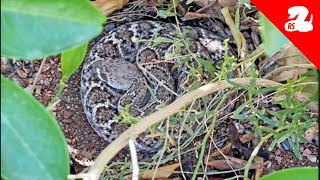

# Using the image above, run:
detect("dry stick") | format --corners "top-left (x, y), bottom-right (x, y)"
top-left (82, 78), bottom-right (281, 180)
top-left (129, 139), bottom-right (139, 180)
top-left (27, 57), bottom-right (47, 94)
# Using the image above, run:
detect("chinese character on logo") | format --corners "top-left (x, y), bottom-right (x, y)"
top-left (285, 6), bottom-right (313, 32)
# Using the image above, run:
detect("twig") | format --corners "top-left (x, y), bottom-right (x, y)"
top-left (177, 100), bottom-right (196, 180)
top-left (129, 139), bottom-right (139, 180)
top-left (152, 118), bottom-right (170, 180)
top-left (137, 64), bottom-right (179, 96)
top-left (46, 99), bottom-right (61, 111)
top-left (82, 78), bottom-right (281, 180)
top-left (192, 89), bottom-right (239, 180)
top-left (27, 57), bottom-right (47, 94)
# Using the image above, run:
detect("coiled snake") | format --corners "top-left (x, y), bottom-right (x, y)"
top-left (80, 20), bottom-right (232, 153)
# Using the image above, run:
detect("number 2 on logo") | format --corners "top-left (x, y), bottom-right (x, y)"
top-left (285, 6), bottom-right (313, 32)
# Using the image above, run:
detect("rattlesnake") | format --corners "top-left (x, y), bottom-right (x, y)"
top-left (80, 20), bottom-right (233, 153)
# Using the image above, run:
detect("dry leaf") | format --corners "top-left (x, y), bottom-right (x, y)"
top-left (254, 156), bottom-right (264, 180)
top-left (194, 1), bottom-right (225, 21)
top-left (305, 124), bottom-right (318, 143)
top-left (206, 156), bottom-right (263, 170)
top-left (92, 0), bottom-right (129, 16)
top-left (263, 45), bottom-right (313, 82)
top-left (206, 143), bottom-right (233, 162)
top-left (192, 0), bottom-right (216, 7)
top-left (240, 134), bottom-right (254, 143)
top-left (182, 12), bottom-right (211, 20)
top-left (125, 163), bottom-right (181, 179)
top-left (218, 0), bottom-right (237, 8)
top-left (221, 7), bottom-right (247, 58)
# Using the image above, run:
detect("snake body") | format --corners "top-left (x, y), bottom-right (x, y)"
top-left (80, 20), bottom-right (230, 152)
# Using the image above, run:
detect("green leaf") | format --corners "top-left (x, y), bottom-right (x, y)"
top-left (256, 113), bottom-right (278, 127)
top-left (259, 12), bottom-right (290, 56)
top-left (260, 167), bottom-right (318, 180)
top-left (61, 42), bottom-right (88, 81)
top-left (152, 37), bottom-right (174, 47)
top-left (276, 131), bottom-right (292, 144)
top-left (1, 0), bottom-right (105, 60)
top-left (157, 10), bottom-right (176, 19)
top-left (1, 77), bottom-right (69, 180)
top-left (196, 58), bottom-right (216, 77)
top-left (268, 139), bottom-right (277, 151)
top-left (288, 138), bottom-right (302, 160)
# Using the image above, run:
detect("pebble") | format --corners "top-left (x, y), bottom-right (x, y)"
top-left (63, 111), bottom-right (73, 119)
top-left (43, 78), bottom-right (50, 86)
top-left (275, 149), bottom-right (281, 156)
top-left (17, 69), bottom-right (28, 78)
top-left (275, 156), bottom-right (283, 164)
top-left (234, 122), bottom-right (245, 134)
top-left (281, 140), bottom-right (290, 151)
top-left (1, 58), bottom-right (13, 73)
top-left (63, 119), bottom-right (72, 124)
top-left (42, 94), bottom-right (51, 102)
top-left (35, 87), bottom-right (41, 95)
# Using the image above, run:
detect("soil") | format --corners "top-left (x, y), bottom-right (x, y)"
top-left (1, 0), bottom-right (318, 179)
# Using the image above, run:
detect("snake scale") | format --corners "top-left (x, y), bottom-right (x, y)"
top-left (80, 20), bottom-right (233, 153)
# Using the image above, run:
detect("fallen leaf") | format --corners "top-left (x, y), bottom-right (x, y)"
top-left (305, 124), bottom-right (318, 143)
top-left (192, 0), bottom-right (216, 7)
top-left (240, 134), bottom-right (254, 143)
top-left (254, 156), bottom-right (264, 179)
top-left (221, 7), bottom-right (247, 58)
top-left (262, 45), bottom-right (313, 82)
top-left (182, 12), bottom-right (211, 20)
top-left (124, 163), bottom-right (181, 179)
top-left (218, 0), bottom-right (237, 8)
top-left (184, 0), bottom-right (233, 21)
top-left (206, 143), bottom-right (233, 162)
top-left (206, 156), bottom-right (263, 170)
top-left (92, 0), bottom-right (129, 16)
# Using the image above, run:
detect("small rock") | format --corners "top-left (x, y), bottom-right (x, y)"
top-left (63, 119), bottom-right (72, 124)
top-left (17, 69), bottom-right (28, 78)
top-left (43, 78), bottom-right (50, 86)
top-left (66, 138), bottom-right (72, 143)
top-left (42, 63), bottom-right (51, 72)
top-left (266, 161), bottom-right (272, 168)
top-left (275, 149), bottom-right (281, 156)
top-left (281, 140), bottom-right (290, 151)
top-left (50, 106), bottom-right (57, 111)
top-left (275, 156), bottom-right (283, 164)
top-left (1, 64), bottom-right (12, 73)
top-left (35, 87), bottom-right (41, 95)
top-left (63, 111), bottom-right (73, 119)
top-left (49, 59), bottom-right (55, 65)
top-left (42, 94), bottom-right (51, 102)
top-left (234, 122), bottom-right (245, 134)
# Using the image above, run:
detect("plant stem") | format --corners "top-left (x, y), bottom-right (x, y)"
top-left (84, 78), bottom-right (281, 180)
top-left (192, 89), bottom-right (238, 180)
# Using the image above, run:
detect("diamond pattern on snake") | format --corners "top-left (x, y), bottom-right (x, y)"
top-left (80, 20), bottom-right (233, 153)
